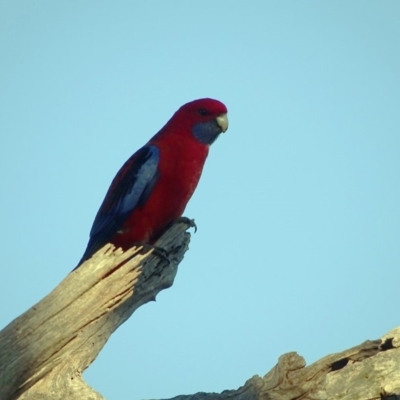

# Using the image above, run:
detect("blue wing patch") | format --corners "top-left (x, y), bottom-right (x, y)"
top-left (76, 145), bottom-right (160, 267)
top-left (90, 145), bottom-right (160, 237)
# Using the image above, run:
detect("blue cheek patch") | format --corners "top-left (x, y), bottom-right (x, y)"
top-left (192, 120), bottom-right (222, 145)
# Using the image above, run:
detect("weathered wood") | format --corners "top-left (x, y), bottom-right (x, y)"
top-left (163, 327), bottom-right (400, 400)
top-left (0, 220), bottom-right (192, 400)
top-left (1, 218), bottom-right (399, 400)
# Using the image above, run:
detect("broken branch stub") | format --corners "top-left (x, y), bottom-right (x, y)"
top-left (0, 220), bottom-right (192, 400)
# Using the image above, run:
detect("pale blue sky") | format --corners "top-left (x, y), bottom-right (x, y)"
top-left (1, 1), bottom-right (399, 399)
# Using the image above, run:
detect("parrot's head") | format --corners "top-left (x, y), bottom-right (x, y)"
top-left (176, 98), bottom-right (229, 145)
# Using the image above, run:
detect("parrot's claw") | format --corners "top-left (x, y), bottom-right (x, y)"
top-left (139, 243), bottom-right (170, 265)
top-left (152, 246), bottom-right (170, 265)
top-left (176, 217), bottom-right (197, 233)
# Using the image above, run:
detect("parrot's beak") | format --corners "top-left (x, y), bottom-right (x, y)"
top-left (216, 113), bottom-right (229, 133)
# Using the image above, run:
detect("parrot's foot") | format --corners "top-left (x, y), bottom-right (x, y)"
top-left (176, 217), bottom-right (197, 233)
top-left (152, 246), bottom-right (170, 265)
top-left (139, 243), bottom-right (170, 265)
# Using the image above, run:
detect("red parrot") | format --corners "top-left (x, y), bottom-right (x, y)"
top-left (76, 98), bottom-right (228, 267)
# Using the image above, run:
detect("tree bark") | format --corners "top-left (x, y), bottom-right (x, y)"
top-left (0, 220), bottom-right (192, 400)
top-left (163, 327), bottom-right (400, 400)
top-left (0, 219), bottom-right (398, 400)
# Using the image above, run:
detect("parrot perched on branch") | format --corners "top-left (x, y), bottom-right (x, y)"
top-left (76, 98), bottom-right (228, 267)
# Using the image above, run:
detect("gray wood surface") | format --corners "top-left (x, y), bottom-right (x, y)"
top-left (164, 328), bottom-right (400, 400)
top-left (1, 219), bottom-right (398, 399)
top-left (0, 220), bottom-right (191, 400)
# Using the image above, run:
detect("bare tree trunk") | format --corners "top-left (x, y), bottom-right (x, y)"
top-left (0, 219), bottom-right (398, 399)
top-left (0, 220), bottom-right (192, 400)
top-left (163, 327), bottom-right (400, 400)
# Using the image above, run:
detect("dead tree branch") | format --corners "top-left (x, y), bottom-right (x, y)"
top-left (0, 220), bottom-right (192, 400)
top-left (1, 218), bottom-right (398, 400)
top-left (163, 327), bottom-right (400, 400)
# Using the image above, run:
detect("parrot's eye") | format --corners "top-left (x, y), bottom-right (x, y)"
top-left (198, 108), bottom-right (210, 116)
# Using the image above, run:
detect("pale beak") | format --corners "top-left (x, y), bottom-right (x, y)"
top-left (216, 113), bottom-right (229, 133)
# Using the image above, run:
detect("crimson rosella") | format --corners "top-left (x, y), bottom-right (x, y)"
top-left (76, 98), bottom-right (228, 267)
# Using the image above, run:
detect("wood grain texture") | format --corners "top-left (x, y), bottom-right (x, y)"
top-left (1, 218), bottom-right (398, 400)
top-left (163, 327), bottom-right (400, 400)
top-left (0, 220), bottom-right (192, 400)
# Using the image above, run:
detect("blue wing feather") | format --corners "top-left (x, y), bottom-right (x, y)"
top-left (76, 145), bottom-right (160, 267)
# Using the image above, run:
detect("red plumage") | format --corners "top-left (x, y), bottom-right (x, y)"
top-left (77, 98), bottom-right (228, 266)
